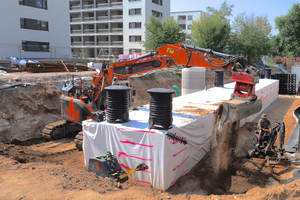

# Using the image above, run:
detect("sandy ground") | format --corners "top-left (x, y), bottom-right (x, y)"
top-left (1, 71), bottom-right (300, 199)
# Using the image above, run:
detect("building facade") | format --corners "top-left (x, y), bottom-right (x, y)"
top-left (0, 0), bottom-right (71, 59)
top-left (171, 10), bottom-right (208, 36)
top-left (69, 0), bottom-right (170, 58)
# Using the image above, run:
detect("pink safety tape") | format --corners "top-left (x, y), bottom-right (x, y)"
top-left (173, 156), bottom-right (190, 171)
top-left (118, 127), bottom-right (156, 134)
top-left (136, 180), bottom-right (151, 184)
top-left (173, 147), bottom-right (187, 157)
top-left (120, 140), bottom-right (154, 148)
top-left (171, 170), bottom-right (188, 185)
top-left (118, 152), bottom-right (152, 161)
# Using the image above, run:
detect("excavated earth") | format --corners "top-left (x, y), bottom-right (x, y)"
top-left (1, 70), bottom-right (300, 200)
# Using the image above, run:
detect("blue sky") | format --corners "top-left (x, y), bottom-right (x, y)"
top-left (171, 0), bottom-right (299, 36)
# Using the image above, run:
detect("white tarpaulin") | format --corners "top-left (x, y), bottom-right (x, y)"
top-left (83, 79), bottom-right (279, 190)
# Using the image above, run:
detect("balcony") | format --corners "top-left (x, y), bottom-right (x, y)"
top-left (111, 2), bottom-right (123, 7)
top-left (71, 42), bottom-right (83, 46)
top-left (111, 41), bottom-right (123, 45)
top-left (97, 28), bottom-right (109, 33)
top-left (71, 30), bottom-right (82, 34)
top-left (97, 41), bottom-right (110, 46)
top-left (84, 41), bottom-right (95, 45)
top-left (111, 28), bottom-right (123, 33)
top-left (83, 29), bottom-right (95, 33)
top-left (97, 3), bottom-right (108, 7)
top-left (70, 5), bottom-right (81, 10)
top-left (111, 15), bottom-right (123, 20)
top-left (70, 17), bottom-right (81, 22)
top-left (82, 4), bottom-right (94, 9)
top-left (97, 16), bottom-right (109, 21)
top-left (178, 20), bottom-right (186, 24)
top-left (83, 17), bottom-right (95, 21)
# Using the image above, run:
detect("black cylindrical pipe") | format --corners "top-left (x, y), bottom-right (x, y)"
top-left (105, 85), bottom-right (131, 123)
top-left (265, 68), bottom-right (272, 79)
top-left (215, 70), bottom-right (224, 87)
top-left (147, 88), bottom-right (175, 130)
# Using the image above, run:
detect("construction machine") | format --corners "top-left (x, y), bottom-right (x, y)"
top-left (42, 43), bottom-right (262, 150)
top-left (248, 122), bottom-right (289, 165)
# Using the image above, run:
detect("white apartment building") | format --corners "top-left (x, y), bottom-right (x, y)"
top-left (171, 10), bottom-right (208, 36)
top-left (0, 0), bottom-right (71, 59)
top-left (69, 0), bottom-right (170, 58)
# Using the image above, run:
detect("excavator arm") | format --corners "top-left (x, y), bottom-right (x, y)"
top-left (93, 43), bottom-right (262, 123)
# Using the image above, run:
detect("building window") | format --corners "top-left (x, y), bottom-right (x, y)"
top-left (20, 18), bottom-right (25, 28)
top-left (20, 18), bottom-right (49, 31)
top-left (187, 25), bottom-right (191, 29)
top-left (19, 0), bottom-right (47, 9)
top-left (22, 41), bottom-right (50, 52)
top-left (129, 8), bottom-right (141, 15)
top-left (129, 22), bottom-right (141, 28)
top-left (129, 0), bottom-right (141, 1)
top-left (152, 10), bottom-right (162, 18)
top-left (188, 15), bottom-right (193, 20)
top-left (129, 36), bottom-right (141, 42)
top-left (152, 0), bottom-right (163, 6)
top-left (179, 24), bottom-right (186, 30)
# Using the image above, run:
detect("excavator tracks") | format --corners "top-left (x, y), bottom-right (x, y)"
top-left (74, 131), bottom-right (83, 151)
top-left (42, 120), bottom-right (68, 140)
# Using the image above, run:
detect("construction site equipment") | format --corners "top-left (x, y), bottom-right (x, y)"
top-left (248, 122), bottom-right (289, 165)
top-left (42, 43), bottom-right (262, 149)
top-left (285, 106), bottom-right (300, 153)
top-left (88, 151), bottom-right (148, 182)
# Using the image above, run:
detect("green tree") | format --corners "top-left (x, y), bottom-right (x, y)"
top-left (190, 1), bottom-right (232, 52)
top-left (273, 3), bottom-right (300, 56)
top-left (229, 13), bottom-right (272, 65)
top-left (206, 1), bottom-right (234, 18)
top-left (142, 15), bottom-right (186, 50)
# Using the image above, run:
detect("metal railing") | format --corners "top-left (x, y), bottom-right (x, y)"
top-left (70, 18), bottom-right (81, 22)
top-left (70, 5), bottom-right (81, 10)
top-left (96, 3), bottom-right (108, 7)
top-left (83, 17), bottom-right (95, 21)
top-left (97, 41), bottom-right (110, 45)
top-left (111, 15), bottom-right (123, 20)
top-left (111, 41), bottom-right (123, 45)
top-left (96, 16), bottom-right (109, 21)
top-left (97, 29), bottom-right (109, 33)
top-left (111, 28), bottom-right (123, 32)
top-left (82, 5), bottom-right (94, 9)
top-left (111, 2), bottom-right (123, 6)
top-left (71, 42), bottom-right (83, 46)
top-left (71, 30), bottom-right (82, 34)
top-left (83, 29), bottom-right (95, 33)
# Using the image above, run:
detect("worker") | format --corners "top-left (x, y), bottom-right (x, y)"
top-left (257, 113), bottom-right (271, 147)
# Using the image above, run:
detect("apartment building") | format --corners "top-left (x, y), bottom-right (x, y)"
top-left (69, 0), bottom-right (170, 58)
top-left (171, 10), bottom-right (208, 36)
top-left (0, 0), bottom-right (71, 59)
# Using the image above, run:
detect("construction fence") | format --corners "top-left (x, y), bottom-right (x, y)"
top-left (0, 43), bottom-right (152, 62)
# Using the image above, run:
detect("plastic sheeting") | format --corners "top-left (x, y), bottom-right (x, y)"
top-left (83, 79), bottom-right (279, 190)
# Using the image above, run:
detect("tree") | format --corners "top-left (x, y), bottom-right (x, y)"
top-left (273, 3), bottom-right (300, 56)
top-left (206, 1), bottom-right (234, 18)
top-left (229, 13), bottom-right (272, 65)
top-left (142, 15), bottom-right (186, 50)
top-left (190, 1), bottom-right (232, 52)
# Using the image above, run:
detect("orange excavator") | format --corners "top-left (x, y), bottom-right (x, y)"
top-left (42, 43), bottom-right (262, 149)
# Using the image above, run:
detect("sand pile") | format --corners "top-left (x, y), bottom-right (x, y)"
top-left (0, 83), bottom-right (62, 141)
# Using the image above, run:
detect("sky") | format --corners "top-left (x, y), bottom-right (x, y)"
top-left (171, 0), bottom-right (299, 36)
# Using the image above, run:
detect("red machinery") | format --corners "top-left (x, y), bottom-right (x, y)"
top-left (43, 43), bottom-right (262, 149)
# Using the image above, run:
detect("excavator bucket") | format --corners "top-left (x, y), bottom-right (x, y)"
top-left (219, 98), bottom-right (262, 123)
